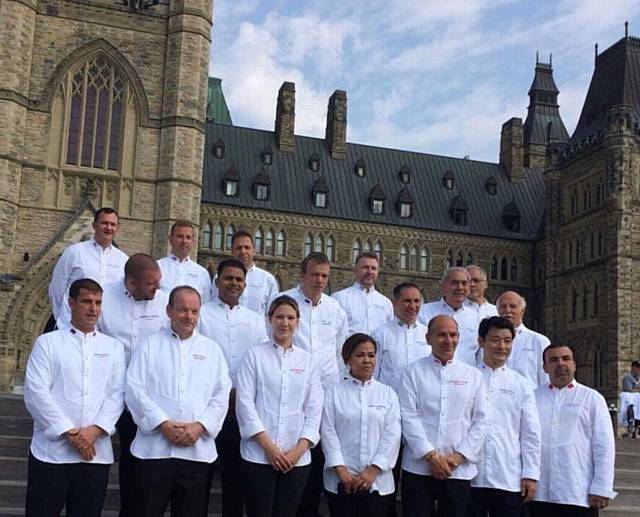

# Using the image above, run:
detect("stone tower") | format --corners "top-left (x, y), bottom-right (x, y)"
top-left (0, 0), bottom-right (213, 389)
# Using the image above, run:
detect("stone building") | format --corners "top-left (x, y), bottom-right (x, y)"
top-left (0, 0), bottom-right (638, 400)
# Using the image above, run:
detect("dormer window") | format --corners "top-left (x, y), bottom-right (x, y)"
top-left (225, 178), bottom-right (238, 196)
top-left (399, 165), bottom-right (411, 184)
top-left (372, 199), bottom-right (384, 214)
top-left (450, 194), bottom-right (468, 226)
top-left (502, 201), bottom-right (521, 232)
top-left (443, 169), bottom-right (454, 190)
top-left (368, 184), bottom-right (386, 215)
top-left (309, 153), bottom-right (321, 172)
top-left (354, 158), bottom-right (366, 178)
top-left (222, 165), bottom-right (240, 197)
top-left (397, 187), bottom-right (414, 218)
top-left (399, 202), bottom-right (411, 218)
top-left (213, 138), bottom-right (225, 159)
top-left (312, 176), bottom-right (329, 208)
top-left (255, 184), bottom-right (268, 200)
top-left (485, 176), bottom-right (497, 195)
top-left (262, 146), bottom-right (273, 166)
top-left (253, 167), bottom-right (271, 201)
top-left (314, 192), bottom-right (327, 207)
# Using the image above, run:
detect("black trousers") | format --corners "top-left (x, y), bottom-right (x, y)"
top-left (470, 487), bottom-right (523, 517)
top-left (241, 459), bottom-right (311, 517)
top-left (326, 489), bottom-right (393, 517)
top-left (116, 410), bottom-right (137, 517)
top-left (401, 470), bottom-right (470, 517)
top-left (529, 501), bottom-right (598, 517)
top-left (25, 452), bottom-right (110, 517)
top-left (386, 444), bottom-right (403, 517)
top-left (131, 456), bottom-right (213, 517)
top-left (296, 443), bottom-right (324, 517)
top-left (215, 416), bottom-right (245, 517)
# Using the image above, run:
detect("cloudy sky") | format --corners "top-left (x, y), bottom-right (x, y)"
top-left (210, 0), bottom-right (639, 163)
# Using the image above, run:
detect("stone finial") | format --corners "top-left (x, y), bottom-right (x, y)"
top-left (500, 118), bottom-right (524, 182)
top-left (275, 82), bottom-right (296, 152)
top-left (325, 90), bottom-right (347, 159)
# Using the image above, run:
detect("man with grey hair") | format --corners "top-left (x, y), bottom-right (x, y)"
top-left (418, 267), bottom-right (480, 365)
top-left (496, 291), bottom-right (549, 386)
top-left (464, 265), bottom-right (498, 320)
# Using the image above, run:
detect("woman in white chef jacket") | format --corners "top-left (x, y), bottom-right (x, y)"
top-left (321, 333), bottom-right (401, 517)
top-left (235, 295), bottom-right (324, 517)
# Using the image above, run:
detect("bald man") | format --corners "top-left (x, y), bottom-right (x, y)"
top-left (496, 291), bottom-right (549, 387)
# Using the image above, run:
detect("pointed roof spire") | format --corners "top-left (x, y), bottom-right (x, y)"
top-left (536, 50), bottom-right (539, 64)
top-left (595, 42), bottom-right (598, 65)
top-left (625, 20), bottom-right (629, 38)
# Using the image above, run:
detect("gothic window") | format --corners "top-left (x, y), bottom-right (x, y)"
top-left (410, 246), bottom-right (418, 271)
top-left (420, 246), bottom-right (429, 272)
top-left (510, 258), bottom-right (518, 282)
top-left (399, 165), bottom-right (411, 184)
top-left (364, 240), bottom-right (372, 253)
top-left (466, 252), bottom-right (474, 266)
top-left (399, 245), bottom-right (408, 270)
top-left (372, 199), bottom-right (384, 215)
top-left (202, 222), bottom-right (212, 249)
top-left (225, 224), bottom-right (235, 250)
top-left (490, 256), bottom-right (498, 280)
top-left (500, 257), bottom-right (508, 280)
top-left (597, 232), bottom-right (603, 257)
top-left (570, 188), bottom-right (578, 216)
top-left (213, 139), bottom-right (225, 159)
top-left (314, 234), bottom-right (324, 253)
top-left (589, 232), bottom-right (595, 260)
top-left (593, 283), bottom-right (599, 315)
top-left (593, 347), bottom-right (603, 387)
top-left (575, 238), bottom-right (581, 264)
top-left (456, 252), bottom-right (463, 267)
top-left (583, 185), bottom-right (592, 211)
top-left (261, 146), bottom-right (273, 165)
top-left (352, 239), bottom-right (361, 265)
top-left (443, 170), bottom-right (454, 189)
top-left (265, 230), bottom-right (274, 255)
top-left (254, 228), bottom-right (263, 254)
top-left (571, 286), bottom-right (578, 320)
top-left (374, 241), bottom-right (382, 263)
top-left (582, 283), bottom-right (589, 319)
top-left (276, 231), bottom-right (286, 256)
top-left (445, 250), bottom-right (454, 269)
top-left (354, 159), bottom-right (366, 178)
top-left (304, 234), bottom-right (313, 257)
top-left (213, 223), bottom-right (223, 251)
top-left (326, 236), bottom-right (335, 262)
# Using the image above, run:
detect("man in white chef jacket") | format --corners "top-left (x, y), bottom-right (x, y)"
top-left (98, 253), bottom-right (169, 517)
top-left (497, 291), bottom-right (549, 387)
top-left (399, 314), bottom-right (489, 517)
top-left (211, 230), bottom-right (279, 315)
top-left (199, 258), bottom-right (268, 517)
top-left (531, 344), bottom-right (616, 517)
top-left (49, 207), bottom-right (128, 329)
top-left (157, 220), bottom-right (212, 303)
top-left (332, 252), bottom-right (393, 335)
top-left (418, 267), bottom-right (480, 366)
top-left (126, 286), bottom-right (231, 517)
top-left (464, 265), bottom-right (498, 320)
top-left (471, 316), bottom-right (541, 517)
top-left (24, 278), bottom-right (125, 517)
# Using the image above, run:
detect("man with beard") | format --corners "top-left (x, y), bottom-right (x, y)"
top-left (531, 344), bottom-right (616, 517)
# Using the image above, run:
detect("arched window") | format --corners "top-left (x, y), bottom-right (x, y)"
top-left (410, 246), bottom-right (418, 271)
top-left (500, 257), bottom-right (508, 280)
top-left (589, 232), bottom-right (595, 260)
top-left (510, 258), bottom-right (518, 282)
top-left (593, 347), bottom-right (603, 387)
top-left (420, 246), bottom-right (429, 272)
top-left (364, 240), bottom-right (372, 253)
top-left (455, 251), bottom-right (463, 267)
top-left (466, 252), bottom-right (474, 266)
top-left (399, 245), bottom-right (408, 270)
top-left (352, 239), bottom-right (361, 265)
top-left (265, 230), bottom-right (274, 255)
top-left (593, 283), bottom-right (599, 315)
top-left (213, 223), bottom-right (223, 251)
top-left (445, 250), bottom-right (454, 269)
top-left (304, 234), bottom-right (313, 257)
top-left (571, 286), bottom-right (578, 320)
top-left (597, 232), bottom-right (603, 257)
top-left (374, 241), bottom-right (382, 264)
top-left (276, 231), bottom-right (286, 257)
top-left (582, 283), bottom-right (589, 319)
top-left (254, 228), bottom-right (263, 254)
top-left (326, 236), bottom-right (335, 262)
top-left (490, 256), bottom-right (498, 280)
top-left (314, 234), bottom-right (324, 253)
top-left (202, 222), bottom-right (212, 249)
top-left (575, 238), bottom-right (581, 264)
top-left (583, 185), bottom-right (592, 211)
top-left (225, 224), bottom-right (235, 250)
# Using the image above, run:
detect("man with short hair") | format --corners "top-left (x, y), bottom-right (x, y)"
top-left (25, 278), bottom-right (125, 517)
top-left (199, 258), bottom-right (268, 517)
top-left (622, 360), bottom-right (640, 392)
top-left (332, 252), bottom-right (393, 335)
top-left (418, 267), bottom-right (480, 365)
top-left (212, 230), bottom-right (279, 314)
top-left (374, 282), bottom-right (431, 393)
top-left (496, 291), bottom-right (549, 387)
top-left (399, 315), bottom-right (489, 517)
top-left (126, 286), bottom-right (231, 517)
top-left (157, 221), bottom-right (211, 303)
top-left (281, 252), bottom-right (348, 517)
top-left (49, 207), bottom-right (128, 329)
top-left (98, 253), bottom-right (169, 517)
top-left (471, 316), bottom-right (541, 517)
top-left (464, 265), bottom-right (498, 319)
top-left (531, 344), bottom-right (616, 517)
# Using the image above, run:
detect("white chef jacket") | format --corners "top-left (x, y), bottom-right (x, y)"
top-left (235, 341), bottom-right (323, 466)
top-left (212, 264), bottom-right (279, 315)
top-left (198, 298), bottom-right (268, 386)
top-left (24, 326), bottom-right (125, 464)
top-left (98, 280), bottom-right (169, 365)
top-left (49, 239), bottom-right (128, 328)
top-left (321, 375), bottom-right (401, 496)
top-left (125, 328), bottom-right (231, 463)
top-left (472, 364), bottom-right (541, 492)
top-left (507, 325), bottom-right (549, 387)
top-left (464, 299), bottom-right (498, 320)
top-left (418, 299), bottom-right (480, 366)
top-left (332, 283), bottom-right (394, 335)
top-left (373, 318), bottom-right (431, 393)
top-left (157, 254), bottom-right (212, 303)
top-left (534, 381), bottom-right (617, 507)
top-left (280, 287), bottom-right (349, 387)
top-left (398, 354), bottom-right (489, 479)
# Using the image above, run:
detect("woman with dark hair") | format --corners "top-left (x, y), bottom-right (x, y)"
top-left (235, 295), bottom-right (323, 517)
top-left (321, 333), bottom-right (401, 517)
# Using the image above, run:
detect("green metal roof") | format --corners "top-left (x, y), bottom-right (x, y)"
top-left (206, 77), bottom-right (233, 125)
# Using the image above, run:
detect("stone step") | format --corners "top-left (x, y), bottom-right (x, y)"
top-left (0, 396), bottom-right (30, 418)
top-left (615, 451), bottom-right (640, 470)
top-left (0, 436), bottom-right (30, 458)
top-left (615, 437), bottom-right (640, 454)
top-left (610, 486), bottom-right (640, 511)
top-left (0, 416), bottom-right (33, 438)
top-left (614, 468), bottom-right (640, 487)
top-left (603, 509), bottom-right (640, 517)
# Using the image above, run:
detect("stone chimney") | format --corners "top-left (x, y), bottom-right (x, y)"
top-left (275, 82), bottom-right (295, 152)
top-left (325, 90), bottom-right (347, 159)
top-left (500, 118), bottom-right (524, 182)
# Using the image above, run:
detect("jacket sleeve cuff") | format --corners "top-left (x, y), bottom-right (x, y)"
top-left (324, 451), bottom-right (345, 469)
top-left (93, 418), bottom-right (117, 437)
top-left (45, 419), bottom-right (75, 439)
top-left (371, 453), bottom-right (391, 471)
top-left (300, 429), bottom-right (319, 449)
top-left (239, 422), bottom-right (266, 440)
top-left (521, 467), bottom-right (540, 481)
top-left (589, 484), bottom-right (617, 500)
top-left (455, 443), bottom-right (478, 464)
top-left (140, 410), bottom-right (168, 434)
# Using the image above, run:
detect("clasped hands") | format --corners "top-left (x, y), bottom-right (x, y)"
top-left (66, 425), bottom-right (104, 461)
top-left (258, 435), bottom-right (311, 473)
top-left (425, 451), bottom-right (465, 480)
top-left (335, 464), bottom-right (381, 494)
top-left (159, 420), bottom-right (206, 446)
